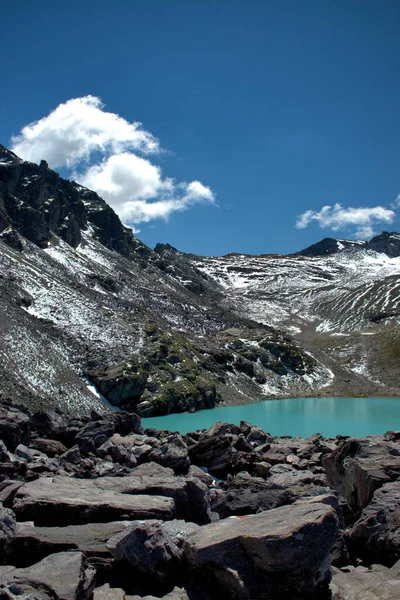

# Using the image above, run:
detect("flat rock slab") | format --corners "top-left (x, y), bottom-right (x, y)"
top-left (13, 476), bottom-right (176, 525)
top-left (184, 499), bottom-right (339, 600)
top-left (331, 561), bottom-right (400, 600)
top-left (0, 551), bottom-right (96, 600)
top-left (5, 520), bottom-right (133, 567)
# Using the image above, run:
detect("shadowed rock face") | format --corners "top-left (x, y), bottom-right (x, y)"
top-left (322, 437), bottom-right (400, 515)
top-left (348, 481), bottom-right (400, 566)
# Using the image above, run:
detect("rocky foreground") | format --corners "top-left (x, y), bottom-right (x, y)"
top-left (0, 401), bottom-right (399, 599)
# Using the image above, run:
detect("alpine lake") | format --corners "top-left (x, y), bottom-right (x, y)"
top-left (143, 396), bottom-right (400, 438)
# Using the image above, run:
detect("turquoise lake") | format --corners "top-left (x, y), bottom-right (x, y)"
top-left (143, 397), bottom-right (400, 438)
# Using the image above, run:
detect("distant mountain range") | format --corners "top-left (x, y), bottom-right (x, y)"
top-left (1, 143), bottom-right (400, 416)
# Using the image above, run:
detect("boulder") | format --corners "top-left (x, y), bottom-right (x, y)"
top-left (184, 499), bottom-right (339, 599)
top-left (268, 468), bottom-right (330, 499)
top-left (0, 418), bottom-right (30, 452)
top-left (348, 480), bottom-right (400, 566)
top-left (31, 438), bottom-right (67, 457)
top-left (211, 473), bottom-right (293, 518)
top-left (4, 520), bottom-right (133, 567)
top-left (148, 434), bottom-right (190, 474)
top-left (28, 410), bottom-right (67, 440)
top-left (330, 560), bottom-right (400, 600)
top-left (0, 551), bottom-right (96, 600)
top-left (13, 472), bottom-right (212, 525)
top-left (13, 476), bottom-right (176, 525)
top-left (106, 519), bottom-right (199, 583)
top-left (322, 437), bottom-right (400, 515)
top-left (113, 411), bottom-right (144, 435)
top-left (188, 434), bottom-right (237, 478)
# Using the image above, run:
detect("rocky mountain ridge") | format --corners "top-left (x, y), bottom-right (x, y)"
top-left (1, 144), bottom-right (400, 417)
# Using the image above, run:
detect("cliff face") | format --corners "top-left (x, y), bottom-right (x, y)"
top-left (1, 145), bottom-right (400, 416)
top-left (0, 144), bottom-right (150, 259)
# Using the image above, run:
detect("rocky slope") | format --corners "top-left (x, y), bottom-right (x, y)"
top-left (0, 401), bottom-right (399, 599)
top-left (1, 143), bottom-right (400, 418)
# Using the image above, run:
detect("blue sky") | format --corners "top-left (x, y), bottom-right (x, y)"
top-left (1, 0), bottom-right (400, 255)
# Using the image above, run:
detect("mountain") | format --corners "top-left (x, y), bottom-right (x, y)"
top-left (1, 144), bottom-right (400, 417)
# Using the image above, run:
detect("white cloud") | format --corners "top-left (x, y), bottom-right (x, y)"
top-left (296, 203), bottom-right (395, 239)
top-left (390, 194), bottom-right (400, 209)
top-left (11, 95), bottom-right (159, 169)
top-left (11, 96), bottom-right (215, 227)
top-left (119, 181), bottom-right (215, 224)
top-left (76, 152), bottom-right (215, 224)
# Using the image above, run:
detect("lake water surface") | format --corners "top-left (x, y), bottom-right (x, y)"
top-left (143, 397), bottom-right (400, 438)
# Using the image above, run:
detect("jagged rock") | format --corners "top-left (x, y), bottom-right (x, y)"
top-left (322, 437), bottom-right (400, 515)
top-left (148, 434), bottom-right (190, 474)
top-left (184, 498), bottom-right (339, 600)
top-left (348, 480), bottom-right (400, 566)
top-left (0, 551), bottom-right (96, 600)
top-left (211, 485), bottom-right (293, 518)
top-left (106, 519), bottom-right (199, 583)
top-left (268, 468), bottom-right (330, 499)
top-left (13, 476), bottom-right (176, 525)
top-left (0, 481), bottom-right (24, 504)
top-left (0, 414), bottom-right (30, 452)
top-left (0, 504), bottom-right (16, 560)
top-left (113, 412), bottom-right (144, 435)
top-left (4, 521), bottom-right (132, 567)
top-left (28, 410), bottom-right (67, 440)
top-left (75, 421), bottom-right (115, 454)
top-left (188, 433), bottom-right (238, 478)
top-left (59, 445), bottom-right (82, 465)
top-left (330, 560), bottom-right (400, 600)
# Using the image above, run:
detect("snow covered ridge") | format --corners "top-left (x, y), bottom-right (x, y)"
top-left (0, 144), bottom-right (399, 416)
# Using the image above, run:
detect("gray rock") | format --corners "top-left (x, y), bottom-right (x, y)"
top-left (107, 519), bottom-right (199, 582)
top-left (13, 476), bottom-right (176, 525)
top-left (268, 468), bottom-right (330, 499)
top-left (330, 560), bottom-right (400, 600)
top-left (184, 499), bottom-right (339, 600)
top-left (4, 520), bottom-right (133, 567)
top-left (0, 504), bottom-right (16, 559)
top-left (322, 437), bottom-right (400, 514)
top-left (148, 434), bottom-right (190, 474)
top-left (0, 551), bottom-right (96, 600)
top-left (93, 584), bottom-right (126, 600)
top-left (13, 471), bottom-right (212, 525)
top-left (31, 438), bottom-right (68, 457)
top-left (349, 480), bottom-right (400, 566)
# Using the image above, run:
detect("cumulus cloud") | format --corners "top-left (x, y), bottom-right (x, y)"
top-left (296, 203), bottom-right (396, 239)
top-left (76, 152), bottom-right (215, 223)
top-left (11, 96), bottom-right (215, 227)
